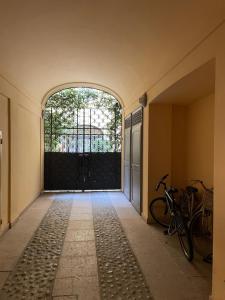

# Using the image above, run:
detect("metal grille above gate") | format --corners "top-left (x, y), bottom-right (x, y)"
top-left (44, 88), bottom-right (122, 190)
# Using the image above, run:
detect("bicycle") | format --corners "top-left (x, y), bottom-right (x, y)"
top-left (189, 180), bottom-right (213, 263)
top-left (149, 174), bottom-right (193, 261)
top-left (179, 185), bottom-right (199, 221)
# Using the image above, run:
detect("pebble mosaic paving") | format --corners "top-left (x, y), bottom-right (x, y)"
top-left (0, 195), bottom-right (154, 299)
top-left (0, 199), bottom-right (72, 300)
top-left (93, 197), bottom-right (154, 300)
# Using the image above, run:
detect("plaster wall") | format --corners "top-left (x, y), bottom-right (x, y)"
top-left (0, 94), bottom-right (9, 233)
top-left (141, 104), bottom-right (150, 221)
top-left (171, 105), bottom-right (186, 188)
top-left (10, 103), bottom-right (41, 222)
top-left (0, 76), bottom-right (41, 231)
top-left (213, 47), bottom-right (225, 299)
top-left (148, 104), bottom-right (172, 206)
top-left (171, 94), bottom-right (214, 189)
top-left (124, 21), bottom-right (225, 299)
top-left (186, 94), bottom-right (214, 187)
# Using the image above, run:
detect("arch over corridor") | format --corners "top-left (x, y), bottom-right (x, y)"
top-left (43, 85), bottom-right (123, 191)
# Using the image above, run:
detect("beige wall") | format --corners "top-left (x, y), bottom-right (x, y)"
top-left (148, 104), bottom-right (172, 218)
top-left (186, 94), bottom-right (214, 187)
top-left (128, 95), bottom-right (214, 222)
top-left (10, 102), bottom-right (41, 222)
top-left (213, 47), bottom-right (225, 299)
top-left (172, 94), bottom-right (214, 189)
top-left (144, 22), bottom-right (225, 297)
top-left (147, 94), bottom-right (214, 227)
top-left (0, 94), bottom-right (9, 233)
top-left (171, 105), bottom-right (186, 188)
top-left (0, 76), bottom-right (41, 232)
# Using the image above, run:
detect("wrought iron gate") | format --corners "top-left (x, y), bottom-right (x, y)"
top-left (44, 101), bottom-right (121, 190)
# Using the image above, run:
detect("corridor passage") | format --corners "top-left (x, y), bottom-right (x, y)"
top-left (0, 192), bottom-right (211, 299)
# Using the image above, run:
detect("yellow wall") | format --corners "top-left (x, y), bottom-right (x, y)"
top-left (10, 103), bottom-right (41, 222)
top-left (0, 94), bottom-right (9, 233)
top-left (171, 94), bottom-right (215, 189)
top-left (0, 76), bottom-right (41, 232)
top-left (213, 47), bottom-right (225, 299)
top-left (148, 94), bottom-right (214, 228)
top-left (148, 104), bottom-right (172, 217)
top-left (186, 94), bottom-right (214, 187)
top-left (171, 105), bottom-right (186, 188)
top-left (141, 104), bottom-right (150, 221)
top-left (144, 22), bottom-right (225, 298)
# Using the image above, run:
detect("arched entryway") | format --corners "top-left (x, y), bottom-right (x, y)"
top-left (43, 87), bottom-right (122, 191)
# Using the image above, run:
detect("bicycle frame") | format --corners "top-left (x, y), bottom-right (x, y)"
top-left (158, 179), bottom-right (179, 234)
top-left (165, 189), bottom-right (176, 214)
top-left (153, 174), bottom-right (194, 261)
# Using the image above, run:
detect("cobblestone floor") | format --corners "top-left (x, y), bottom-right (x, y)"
top-left (93, 197), bottom-right (153, 300)
top-left (0, 192), bottom-right (211, 300)
top-left (0, 198), bottom-right (72, 300)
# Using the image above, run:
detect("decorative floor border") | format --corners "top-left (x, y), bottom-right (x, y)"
top-left (93, 197), bottom-right (154, 300)
top-left (0, 199), bottom-right (72, 300)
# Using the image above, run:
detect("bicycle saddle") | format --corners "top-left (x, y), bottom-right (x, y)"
top-left (186, 186), bottom-right (198, 194)
top-left (167, 187), bottom-right (178, 194)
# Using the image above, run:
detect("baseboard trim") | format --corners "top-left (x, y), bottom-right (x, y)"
top-left (0, 223), bottom-right (10, 238)
top-left (141, 212), bottom-right (150, 224)
top-left (0, 193), bottom-right (41, 238)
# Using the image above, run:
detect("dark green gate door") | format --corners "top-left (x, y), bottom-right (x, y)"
top-left (44, 152), bottom-right (121, 190)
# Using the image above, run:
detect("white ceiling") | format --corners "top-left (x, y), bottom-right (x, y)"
top-left (0, 0), bottom-right (224, 107)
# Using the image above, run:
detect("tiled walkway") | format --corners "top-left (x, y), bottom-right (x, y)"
top-left (0, 192), bottom-right (211, 300)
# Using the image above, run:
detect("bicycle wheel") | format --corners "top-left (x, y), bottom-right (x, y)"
top-left (149, 197), bottom-right (170, 228)
top-left (176, 212), bottom-right (193, 261)
top-left (190, 210), bottom-right (213, 259)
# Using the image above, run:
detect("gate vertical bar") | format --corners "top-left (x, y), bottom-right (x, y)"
top-left (83, 108), bottom-right (85, 190)
top-left (89, 108), bottom-right (92, 152)
top-left (83, 109), bottom-right (85, 153)
top-left (50, 107), bottom-right (53, 152)
top-left (114, 106), bottom-right (117, 152)
top-left (76, 108), bottom-right (78, 152)
top-left (73, 108), bottom-right (75, 152)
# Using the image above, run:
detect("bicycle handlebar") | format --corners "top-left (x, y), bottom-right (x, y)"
top-left (155, 174), bottom-right (168, 191)
top-left (191, 179), bottom-right (213, 193)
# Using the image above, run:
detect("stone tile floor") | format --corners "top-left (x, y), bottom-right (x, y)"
top-left (0, 192), bottom-right (211, 300)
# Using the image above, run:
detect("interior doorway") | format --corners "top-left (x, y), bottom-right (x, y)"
top-left (44, 87), bottom-right (122, 191)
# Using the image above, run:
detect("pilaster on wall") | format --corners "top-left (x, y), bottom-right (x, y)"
top-left (213, 50), bottom-right (225, 300)
top-left (141, 104), bottom-right (150, 222)
top-left (148, 103), bottom-right (172, 223)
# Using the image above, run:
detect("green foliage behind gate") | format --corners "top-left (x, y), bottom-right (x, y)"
top-left (44, 88), bottom-right (122, 153)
